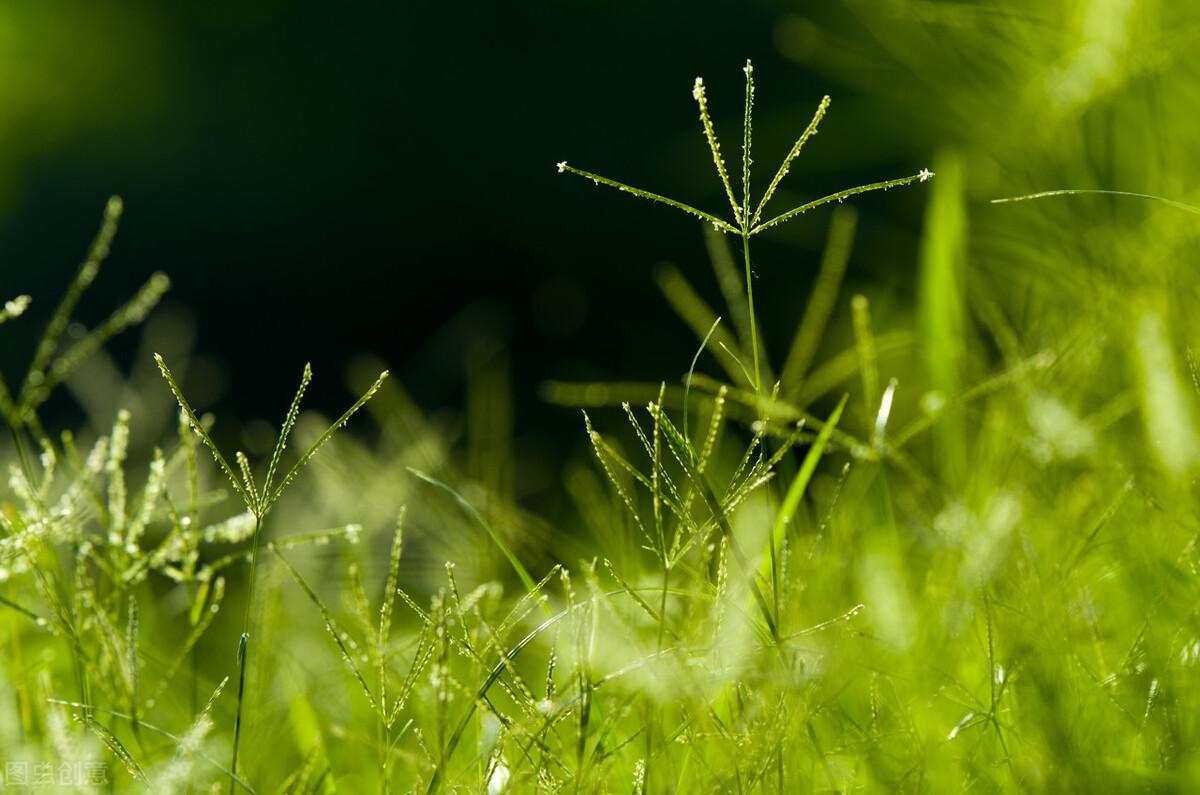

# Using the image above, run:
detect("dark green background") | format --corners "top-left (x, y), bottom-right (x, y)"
top-left (0, 2), bottom-right (932, 487)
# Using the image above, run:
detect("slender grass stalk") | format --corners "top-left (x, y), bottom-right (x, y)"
top-left (741, 232), bottom-right (760, 394)
top-left (991, 188), bottom-right (1200, 215)
top-left (155, 356), bottom-right (386, 792)
top-left (560, 62), bottom-right (931, 411)
top-left (227, 513), bottom-right (260, 795)
top-left (407, 467), bottom-right (541, 597)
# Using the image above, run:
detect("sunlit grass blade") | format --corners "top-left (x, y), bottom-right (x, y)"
top-left (740, 59), bottom-right (754, 226)
top-left (655, 263), bottom-right (748, 385)
top-left (646, 402), bottom-right (779, 642)
top-left (407, 467), bottom-right (537, 594)
top-left (557, 164), bottom-right (737, 234)
top-left (1134, 311), bottom-right (1200, 476)
top-left (703, 226), bottom-right (755, 356)
top-left (146, 577), bottom-right (226, 708)
top-left (767, 394), bottom-right (846, 571)
top-left (265, 369), bottom-right (388, 510)
top-left (273, 547), bottom-right (380, 714)
top-left (795, 331), bottom-right (913, 407)
top-left (751, 170), bottom-right (933, 234)
top-left (127, 595), bottom-right (141, 744)
top-left (851, 295), bottom-right (880, 418)
top-left (890, 349), bottom-right (1056, 449)
top-left (263, 362), bottom-right (312, 499)
top-left (752, 96), bottom-right (831, 227)
top-left (991, 188), bottom-right (1200, 216)
top-left (51, 700), bottom-right (253, 792)
top-left (683, 318), bottom-right (721, 457)
top-left (20, 272), bottom-right (171, 415)
top-left (235, 452), bottom-right (261, 512)
top-left (691, 76), bottom-right (741, 219)
top-left (379, 507), bottom-right (406, 652)
top-left (583, 411), bottom-right (653, 547)
top-left (81, 716), bottom-right (150, 786)
top-left (0, 297), bottom-right (32, 418)
top-left (155, 353), bottom-right (252, 511)
top-left (21, 196), bottom-right (124, 409)
top-left (780, 206), bottom-right (856, 394)
top-left (918, 151), bottom-right (968, 480)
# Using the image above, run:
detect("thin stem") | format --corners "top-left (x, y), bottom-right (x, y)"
top-left (229, 513), bottom-right (264, 795)
top-left (741, 232), bottom-right (761, 395)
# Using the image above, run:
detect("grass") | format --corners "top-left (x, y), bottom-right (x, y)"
top-left (3, 56), bottom-right (1200, 794)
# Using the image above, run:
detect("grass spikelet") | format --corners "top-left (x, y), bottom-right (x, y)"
top-left (265, 368), bottom-right (388, 510)
top-left (154, 354), bottom-right (251, 510)
top-left (556, 164), bottom-right (738, 234)
top-left (753, 170), bottom-right (934, 234)
top-left (740, 59), bottom-right (755, 225)
top-left (105, 409), bottom-right (131, 543)
top-left (379, 507), bottom-right (406, 659)
top-left (0, 294), bottom-right (32, 325)
top-left (80, 715), bottom-right (150, 786)
top-left (752, 95), bottom-right (830, 227)
top-left (263, 362), bottom-right (312, 500)
top-left (273, 547), bottom-right (379, 713)
top-left (26, 272), bottom-right (171, 412)
top-left (21, 197), bottom-right (124, 416)
top-left (692, 75), bottom-right (740, 218)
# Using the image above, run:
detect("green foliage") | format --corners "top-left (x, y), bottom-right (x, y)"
top-left (5, 36), bottom-right (1200, 795)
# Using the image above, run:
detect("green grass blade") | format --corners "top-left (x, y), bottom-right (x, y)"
top-left (780, 206), bottom-right (857, 395)
top-left (917, 151), bottom-right (968, 481)
top-left (20, 272), bottom-right (170, 414)
top-left (752, 96), bottom-right (831, 227)
top-left (265, 369), bottom-right (388, 510)
top-left (21, 197), bottom-right (124, 410)
top-left (408, 467), bottom-right (538, 594)
top-left (273, 547), bottom-right (380, 714)
top-left (558, 164), bottom-right (737, 233)
top-left (773, 396), bottom-right (846, 537)
top-left (765, 395), bottom-right (847, 582)
top-left (683, 318), bottom-right (721, 458)
top-left (50, 700), bottom-right (254, 793)
top-left (154, 353), bottom-right (253, 511)
top-left (751, 171), bottom-right (933, 234)
top-left (235, 452), bottom-right (261, 512)
top-left (82, 717), bottom-right (150, 787)
top-left (991, 188), bottom-right (1200, 216)
top-left (851, 295), bottom-right (879, 418)
top-left (740, 59), bottom-right (754, 226)
top-left (263, 362), bottom-right (312, 499)
top-left (691, 76), bottom-right (741, 219)
top-left (379, 507), bottom-right (407, 649)
top-left (703, 226), bottom-right (756, 359)
top-left (655, 263), bottom-right (748, 385)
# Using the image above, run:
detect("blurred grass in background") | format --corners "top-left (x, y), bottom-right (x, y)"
top-left (4, 0), bottom-right (1200, 791)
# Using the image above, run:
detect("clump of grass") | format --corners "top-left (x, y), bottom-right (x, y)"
top-left (154, 355), bottom-right (388, 789)
top-left (6, 56), bottom-right (1200, 793)
top-left (559, 60), bottom-right (932, 396)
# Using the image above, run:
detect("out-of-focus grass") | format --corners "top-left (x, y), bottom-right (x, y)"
top-left (4, 2), bottom-right (1200, 792)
